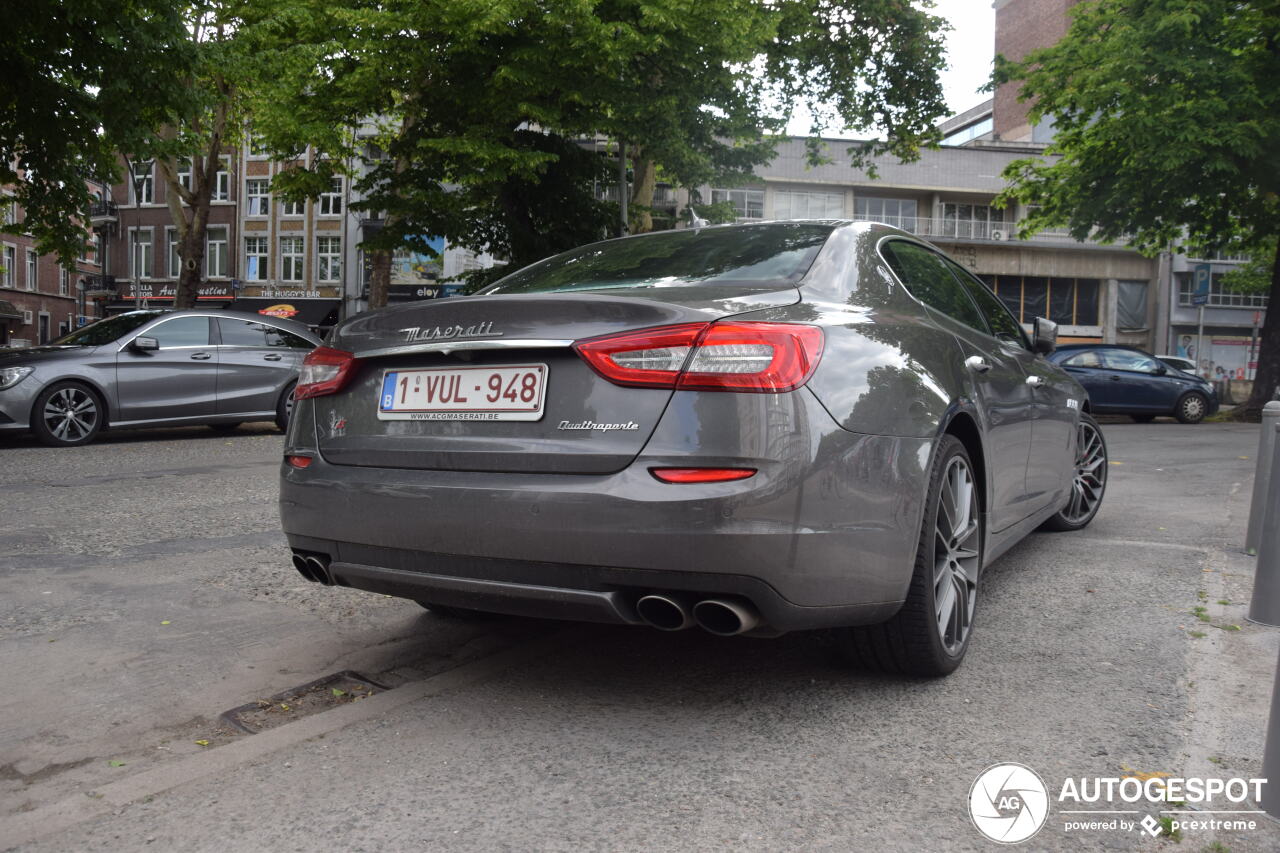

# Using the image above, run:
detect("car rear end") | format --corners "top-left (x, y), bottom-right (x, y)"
top-left (279, 224), bottom-right (925, 634)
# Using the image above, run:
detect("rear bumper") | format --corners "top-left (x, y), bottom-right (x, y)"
top-left (279, 390), bottom-right (934, 630)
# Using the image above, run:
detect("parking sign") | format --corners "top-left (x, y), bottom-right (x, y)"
top-left (1192, 264), bottom-right (1211, 305)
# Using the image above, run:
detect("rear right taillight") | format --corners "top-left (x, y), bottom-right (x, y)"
top-left (574, 321), bottom-right (823, 393)
top-left (296, 346), bottom-right (357, 400)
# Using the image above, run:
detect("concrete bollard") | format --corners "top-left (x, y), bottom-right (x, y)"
top-left (1249, 424), bottom-right (1280, 626)
top-left (1262, 645), bottom-right (1280, 819)
top-left (1246, 402), bottom-right (1280, 555)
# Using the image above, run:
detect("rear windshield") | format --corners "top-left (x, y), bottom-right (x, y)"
top-left (479, 223), bottom-right (835, 295)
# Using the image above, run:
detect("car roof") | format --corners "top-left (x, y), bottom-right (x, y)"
top-left (129, 309), bottom-right (323, 344)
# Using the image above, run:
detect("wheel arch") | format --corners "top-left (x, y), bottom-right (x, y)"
top-left (940, 409), bottom-right (987, 515)
top-left (30, 376), bottom-right (112, 430)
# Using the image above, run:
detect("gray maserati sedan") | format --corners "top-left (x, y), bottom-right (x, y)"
top-left (0, 309), bottom-right (320, 446)
top-left (280, 221), bottom-right (1106, 675)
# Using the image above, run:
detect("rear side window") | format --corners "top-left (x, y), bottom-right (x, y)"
top-left (219, 318), bottom-right (267, 347)
top-left (880, 240), bottom-right (987, 333)
top-left (266, 327), bottom-right (314, 349)
top-left (147, 316), bottom-right (210, 348)
top-left (938, 256), bottom-right (1029, 348)
top-left (480, 223), bottom-right (835, 295)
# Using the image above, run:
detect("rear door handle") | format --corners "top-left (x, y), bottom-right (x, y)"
top-left (263, 353), bottom-right (283, 361)
top-left (1025, 375), bottom-right (1044, 388)
top-left (190, 352), bottom-right (212, 360)
top-left (964, 356), bottom-right (991, 373)
top-left (1109, 375), bottom-right (1121, 381)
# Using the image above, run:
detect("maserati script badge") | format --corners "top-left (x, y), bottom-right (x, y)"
top-left (400, 321), bottom-right (502, 343)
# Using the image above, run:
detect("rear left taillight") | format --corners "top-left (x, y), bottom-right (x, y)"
top-left (296, 346), bottom-right (357, 400)
top-left (574, 322), bottom-right (823, 393)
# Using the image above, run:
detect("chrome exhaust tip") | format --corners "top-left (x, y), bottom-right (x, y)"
top-left (303, 555), bottom-right (333, 586)
top-left (291, 552), bottom-right (317, 582)
top-left (635, 594), bottom-right (694, 631)
top-left (692, 598), bottom-right (761, 636)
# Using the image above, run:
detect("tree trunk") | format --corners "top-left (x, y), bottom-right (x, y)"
top-left (173, 201), bottom-right (209, 309)
top-left (1242, 238), bottom-right (1280, 418)
top-left (630, 152), bottom-right (656, 234)
top-left (368, 248), bottom-right (392, 310)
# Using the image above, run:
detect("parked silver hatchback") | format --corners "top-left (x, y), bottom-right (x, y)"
top-left (0, 310), bottom-right (321, 446)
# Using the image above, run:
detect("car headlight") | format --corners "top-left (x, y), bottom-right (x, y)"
top-left (0, 366), bottom-right (33, 390)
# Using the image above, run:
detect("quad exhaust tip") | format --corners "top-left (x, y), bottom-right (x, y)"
top-left (635, 594), bottom-right (694, 631)
top-left (636, 593), bottom-right (762, 636)
top-left (692, 598), bottom-right (760, 636)
top-left (291, 551), bottom-right (333, 586)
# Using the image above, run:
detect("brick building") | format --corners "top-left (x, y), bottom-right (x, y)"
top-left (0, 188), bottom-right (103, 347)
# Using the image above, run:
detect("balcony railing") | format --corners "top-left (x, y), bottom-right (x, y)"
top-left (82, 274), bottom-right (116, 296)
top-left (849, 214), bottom-right (1125, 247)
top-left (88, 201), bottom-right (118, 225)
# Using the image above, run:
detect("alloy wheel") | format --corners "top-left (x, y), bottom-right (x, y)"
top-left (1182, 394), bottom-right (1205, 421)
top-left (1062, 419), bottom-right (1106, 524)
top-left (934, 456), bottom-right (980, 654)
top-left (43, 387), bottom-right (99, 443)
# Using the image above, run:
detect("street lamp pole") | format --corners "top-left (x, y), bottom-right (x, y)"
top-left (122, 154), bottom-right (154, 310)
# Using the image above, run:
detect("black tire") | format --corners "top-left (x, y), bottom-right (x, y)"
top-left (1040, 413), bottom-right (1108, 532)
top-left (1131, 414), bottom-right (1156, 423)
top-left (416, 601), bottom-right (501, 621)
top-left (1175, 391), bottom-right (1208, 424)
top-left (31, 381), bottom-right (105, 447)
top-left (210, 422), bottom-right (243, 433)
top-left (275, 382), bottom-right (296, 432)
top-left (836, 435), bottom-right (980, 677)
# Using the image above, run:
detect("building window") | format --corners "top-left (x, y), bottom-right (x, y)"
top-left (177, 160), bottom-right (192, 192)
top-left (246, 179), bottom-right (270, 216)
top-left (319, 177), bottom-right (343, 216)
top-left (59, 267), bottom-right (69, 296)
top-left (245, 237), bottom-right (268, 281)
top-left (206, 226), bottom-right (228, 278)
top-left (25, 249), bottom-right (37, 291)
top-left (940, 203), bottom-right (1005, 239)
top-left (282, 197), bottom-right (304, 217)
top-left (854, 196), bottom-right (918, 231)
top-left (1, 196), bottom-right (16, 226)
top-left (279, 236), bottom-right (304, 281)
top-left (986, 275), bottom-right (1101, 327)
top-left (132, 163), bottom-right (154, 205)
top-left (773, 191), bottom-right (845, 220)
top-left (1, 245), bottom-right (14, 287)
top-left (132, 229), bottom-right (154, 279)
top-left (214, 158), bottom-right (230, 201)
top-left (709, 188), bottom-right (763, 220)
top-left (1177, 272), bottom-right (1269, 309)
top-left (316, 237), bottom-right (341, 282)
top-left (168, 229), bottom-right (181, 278)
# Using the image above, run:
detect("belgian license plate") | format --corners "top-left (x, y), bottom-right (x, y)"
top-left (377, 364), bottom-right (548, 421)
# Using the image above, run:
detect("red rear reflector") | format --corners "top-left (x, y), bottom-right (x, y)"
top-left (650, 467), bottom-right (757, 484)
top-left (296, 346), bottom-right (357, 400)
top-left (286, 455), bottom-right (313, 469)
top-left (574, 322), bottom-right (822, 393)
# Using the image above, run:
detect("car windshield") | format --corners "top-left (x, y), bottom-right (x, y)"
top-left (479, 223), bottom-right (836, 295)
top-left (50, 311), bottom-right (167, 346)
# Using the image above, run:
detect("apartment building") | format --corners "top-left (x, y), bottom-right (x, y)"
top-left (0, 189), bottom-right (102, 347)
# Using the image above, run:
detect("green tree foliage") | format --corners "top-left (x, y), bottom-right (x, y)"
top-left (0, 0), bottom-right (193, 263)
top-left (992, 0), bottom-right (1280, 413)
top-left (250, 0), bottom-right (949, 307)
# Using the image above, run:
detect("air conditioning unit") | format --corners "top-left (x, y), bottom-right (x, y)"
top-left (22, 309), bottom-right (33, 324)
top-left (991, 229), bottom-right (1009, 241)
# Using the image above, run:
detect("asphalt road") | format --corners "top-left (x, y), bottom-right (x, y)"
top-left (1, 418), bottom-right (1277, 851)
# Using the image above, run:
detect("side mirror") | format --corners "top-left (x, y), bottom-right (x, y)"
top-left (1031, 317), bottom-right (1057, 355)
top-left (130, 336), bottom-right (159, 352)
top-left (1153, 363), bottom-right (1168, 375)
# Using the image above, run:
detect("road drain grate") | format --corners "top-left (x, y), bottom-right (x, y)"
top-left (219, 671), bottom-right (391, 735)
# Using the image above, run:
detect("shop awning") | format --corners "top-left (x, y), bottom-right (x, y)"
top-left (0, 300), bottom-right (22, 321)
top-left (223, 298), bottom-right (341, 327)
